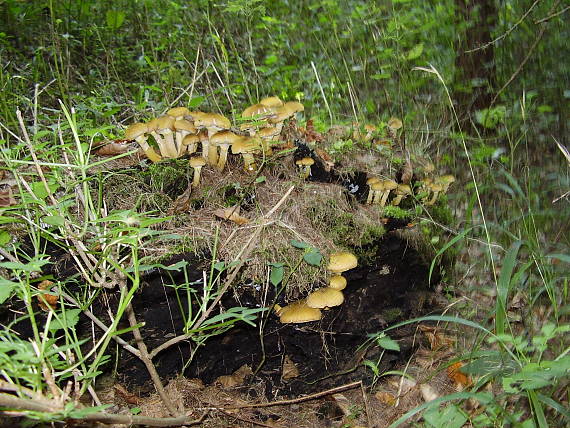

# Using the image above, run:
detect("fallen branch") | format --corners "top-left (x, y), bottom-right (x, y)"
top-left (0, 393), bottom-right (206, 427)
top-left (202, 380), bottom-right (361, 410)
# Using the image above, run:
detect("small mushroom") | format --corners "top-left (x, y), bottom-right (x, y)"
top-left (173, 119), bottom-right (197, 157)
top-left (256, 126), bottom-right (280, 155)
top-left (295, 157), bottom-right (315, 179)
top-left (371, 182), bottom-right (385, 205)
top-left (327, 252), bottom-right (358, 274)
top-left (306, 287), bottom-right (344, 309)
top-left (438, 174), bottom-right (456, 193)
top-left (210, 130), bottom-right (242, 171)
top-left (392, 184), bottom-right (412, 206)
top-left (125, 122), bottom-right (162, 162)
top-left (427, 182), bottom-right (443, 205)
top-left (380, 179), bottom-right (398, 207)
top-left (152, 116), bottom-right (178, 158)
top-left (328, 275), bottom-right (347, 291)
top-left (182, 134), bottom-right (200, 156)
top-left (268, 101), bottom-right (304, 134)
top-left (366, 177), bottom-right (381, 205)
top-left (167, 106), bottom-right (191, 119)
top-left (277, 300), bottom-right (322, 324)
top-left (193, 112), bottom-right (231, 165)
top-left (189, 156), bottom-right (207, 187)
top-left (231, 137), bottom-right (262, 172)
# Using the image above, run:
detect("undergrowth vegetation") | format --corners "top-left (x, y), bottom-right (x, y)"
top-left (0, 0), bottom-right (568, 426)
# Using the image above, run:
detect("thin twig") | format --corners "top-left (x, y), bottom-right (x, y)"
top-left (207, 380), bottom-right (361, 410)
top-left (535, 4), bottom-right (569, 24)
top-left (466, 0), bottom-right (540, 53)
top-left (490, 0), bottom-right (561, 107)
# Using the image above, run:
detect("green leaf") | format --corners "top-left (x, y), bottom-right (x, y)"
top-left (376, 334), bottom-right (400, 352)
top-left (0, 259), bottom-right (50, 272)
top-left (255, 175), bottom-right (266, 183)
top-left (49, 309), bottom-right (81, 332)
top-left (303, 250), bottom-right (322, 266)
top-left (0, 230), bottom-right (11, 246)
top-left (42, 215), bottom-right (65, 227)
top-left (406, 43), bottom-right (424, 60)
top-left (371, 73), bottom-right (391, 80)
top-left (106, 10), bottom-right (125, 29)
top-left (0, 279), bottom-right (17, 304)
top-left (424, 404), bottom-right (467, 428)
top-left (496, 240), bottom-right (523, 335)
top-left (270, 263), bottom-right (284, 287)
top-left (290, 239), bottom-right (310, 249)
top-left (188, 96), bottom-right (205, 109)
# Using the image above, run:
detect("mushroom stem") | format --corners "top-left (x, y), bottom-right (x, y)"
top-left (379, 190), bottom-right (391, 207)
top-left (192, 166), bottom-right (203, 187)
top-left (428, 191), bottom-right (440, 205)
top-left (366, 189), bottom-right (375, 205)
top-left (392, 195), bottom-right (404, 206)
top-left (216, 145), bottom-right (230, 171)
top-left (242, 153), bottom-right (257, 172)
top-left (135, 136), bottom-right (162, 162)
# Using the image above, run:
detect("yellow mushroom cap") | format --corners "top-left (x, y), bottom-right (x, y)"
top-left (278, 300), bottom-right (322, 323)
top-left (256, 126), bottom-right (280, 139)
top-left (231, 136), bottom-right (262, 154)
top-left (189, 156), bottom-right (206, 168)
top-left (269, 101), bottom-right (304, 123)
top-left (155, 115), bottom-right (175, 130)
top-left (383, 179), bottom-right (398, 191)
top-left (242, 103), bottom-right (276, 119)
top-left (182, 134), bottom-right (200, 146)
top-left (210, 130), bottom-right (241, 146)
top-left (327, 252), bottom-right (358, 273)
top-left (174, 119), bottom-right (197, 133)
top-left (259, 96), bottom-right (284, 108)
top-left (306, 287), bottom-right (344, 309)
top-left (387, 117), bottom-right (403, 130)
top-left (167, 106), bottom-right (191, 118)
top-left (193, 112), bottom-right (231, 130)
top-left (396, 184), bottom-right (412, 195)
top-left (125, 122), bottom-right (148, 140)
top-left (366, 177), bottom-right (380, 186)
top-left (371, 182), bottom-right (384, 192)
top-left (295, 157), bottom-right (315, 167)
top-left (328, 275), bottom-right (347, 291)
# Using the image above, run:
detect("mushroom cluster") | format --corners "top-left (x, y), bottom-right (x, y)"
top-left (125, 97), bottom-right (304, 186)
top-left (419, 173), bottom-right (455, 205)
top-left (275, 251), bottom-right (357, 324)
top-left (365, 177), bottom-right (411, 207)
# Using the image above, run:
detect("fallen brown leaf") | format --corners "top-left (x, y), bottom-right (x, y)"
top-left (282, 355), bottom-right (299, 380)
top-left (447, 361), bottom-right (472, 390)
top-left (215, 364), bottom-right (252, 388)
top-left (374, 390), bottom-right (396, 406)
top-left (95, 141), bottom-right (132, 156)
top-left (37, 280), bottom-right (58, 311)
top-left (214, 205), bottom-right (250, 225)
top-left (0, 187), bottom-right (16, 207)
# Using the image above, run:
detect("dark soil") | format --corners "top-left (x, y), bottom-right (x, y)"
top-left (118, 233), bottom-right (441, 397)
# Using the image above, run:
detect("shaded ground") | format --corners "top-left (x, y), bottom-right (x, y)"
top-left (118, 233), bottom-right (442, 400)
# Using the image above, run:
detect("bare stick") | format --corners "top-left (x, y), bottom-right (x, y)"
top-left (0, 393), bottom-right (206, 427)
top-left (118, 282), bottom-right (179, 416)
top-left (149, 185), bottom-right (295, 359)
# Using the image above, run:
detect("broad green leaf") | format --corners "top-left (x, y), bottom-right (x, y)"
top-left (0, 279), bottom-right (17, 304)
top-left (106, 10), bottom-right (125, 29)
top-left (49, 309), bottom-right (81, 332)
top-left (270, 263), bottom-right (284, 286)
top-left (188, 96), bottom-right (205, 108)
top-left (406, 43), bottom-right (424, 60)
top-left (376, 334), bottom-right (400, 352)
top-left (0, 259), bottom-right (50, 272)
top-left (290, 239), bottom-right (310, 249)
top-left (303, 250), bottom-right (322, 266)
top-left (42, 215), bottom-right (65, 227)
